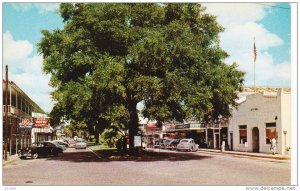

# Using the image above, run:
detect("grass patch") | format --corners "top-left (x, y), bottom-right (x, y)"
top-left (88, 146), bottom-right (208, 161)
top-left (88, 143), bottom-right (116, 152)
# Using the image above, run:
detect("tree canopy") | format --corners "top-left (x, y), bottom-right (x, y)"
top-left (38, 3), bottom-right (244, 149)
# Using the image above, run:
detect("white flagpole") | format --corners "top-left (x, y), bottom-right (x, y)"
top-left (254, 37), bottom-right (256, 92)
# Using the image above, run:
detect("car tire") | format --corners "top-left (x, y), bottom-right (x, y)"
top-left (20, 156), bottom-right (26, 160)
top-left (32, 153), bottom-right (39, 159)
top-left (54, 152), bottom-right (58, 157)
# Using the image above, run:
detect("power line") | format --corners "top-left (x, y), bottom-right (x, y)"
top-left (257, 3), bottom-right (291, 10)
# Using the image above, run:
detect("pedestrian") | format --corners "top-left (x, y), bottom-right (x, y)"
top-left (270, 137), bottom-right (277, 155)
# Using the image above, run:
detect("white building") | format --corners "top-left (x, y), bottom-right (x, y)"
top-left (228, 87), bottom-right (291, 154)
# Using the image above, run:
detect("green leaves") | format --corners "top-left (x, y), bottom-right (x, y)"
top-left (38, 3), bottom-right (244, 143)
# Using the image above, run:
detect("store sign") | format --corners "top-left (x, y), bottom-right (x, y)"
top-left (190, 123), bottom-right (201, 129)
top-left (175, 124), bottom-right (190, 130)
top-left (146, 123), bottom-right (156, 133)
top-left (33, 118), bottom-right (49, 128)
top-left (19, 118), bottom-right (33, 128)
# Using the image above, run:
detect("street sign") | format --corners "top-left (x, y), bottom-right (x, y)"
top-left (134, 136), bottom-right (142, 147)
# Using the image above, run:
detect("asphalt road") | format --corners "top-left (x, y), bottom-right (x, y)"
top-left (3, 147), bottom-right (291, 186)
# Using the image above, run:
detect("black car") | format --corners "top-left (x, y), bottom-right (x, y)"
top-left (167, 139), bottom-right (181, 150)
top-left (18, 141), bottom-right (63, 159)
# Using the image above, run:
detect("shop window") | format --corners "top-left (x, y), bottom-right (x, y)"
top-left (11, 92), bottom-right (16, 107)
top-left (17, 94), bottom-right (22, 110)
top-left (266, 122), bottom-right (276, 144)
top-left (239, 125), bottom-right (247, 144)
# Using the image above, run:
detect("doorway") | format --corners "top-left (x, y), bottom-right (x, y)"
top-left (230, 133), bottom-right (233, 150)
top-left (252, 127), bottom-right (259, 152)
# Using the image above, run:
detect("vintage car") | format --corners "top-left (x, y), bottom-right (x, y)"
top-left (75, 138), bottom-right (87, 149)
top-left (18, 141), bottom-right (63, 159)
top-left (51, 140), bottom-right (68, 150)
top-left (160, 139), bottom-right (172, 149)
top-left (166, 139), bottom-right (181, 150)
top-left (176, 139), bottom-right (199, 152)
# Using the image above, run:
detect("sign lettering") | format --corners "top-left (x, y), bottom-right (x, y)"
top-left (19, 118), bottom-right (33, 128)
top-left (33, 118), bottom-right (49, 128)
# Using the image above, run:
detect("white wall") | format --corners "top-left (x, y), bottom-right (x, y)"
top-left (280, 90), bottom-right (291, 154)
top-left (230, 92), bottom-right (288, 154)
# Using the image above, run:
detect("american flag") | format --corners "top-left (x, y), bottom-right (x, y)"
top-left (254, 42), bottom-right (257, 62)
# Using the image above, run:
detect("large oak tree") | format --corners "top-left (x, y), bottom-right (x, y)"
top-left (38, 3), bottom-right (244, 149)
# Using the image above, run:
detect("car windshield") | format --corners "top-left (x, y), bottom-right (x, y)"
top-left (51, 142), bottom-right (60, 147)
top-left (32, 142), bottom-right (43, 147)
top-left (181, 140), bottom-right (189, 142)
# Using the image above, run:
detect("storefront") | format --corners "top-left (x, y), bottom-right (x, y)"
top-left (163, 123), bottom-right (207, 148)
top-left (229, 88), bottom-right (291, 154)
top-left (3, 80), bottom-right (48, 158)
top-left (144, 121), bottom-right (229, 150)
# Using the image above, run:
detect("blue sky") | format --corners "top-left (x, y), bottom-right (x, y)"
top-left (257, 3), bottom-right (291, 64)
top-left (2, 3), bottom-right (293, 112)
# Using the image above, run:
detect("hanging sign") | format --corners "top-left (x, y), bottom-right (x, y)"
top-left (175, 124), bottom-right (190, 130)
top-left (33, 118), bottom-right (49, 128)
top-left (19, 118), bottom-right (33, 128)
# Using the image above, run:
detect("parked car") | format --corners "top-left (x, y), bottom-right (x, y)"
top-left (160, 139), bottom-right (172, 149)
top-left (18, 141), bottom-right (63, 159)
top-left (154, 140), bottom-right (161, 148)
top-left (52, 140), bottom-right (68, 150)
top-left (153, 139), bottom-right (169, 149)
top-left (75, 139), bottom-right (87, 149)
top-left (176, 139), bottom-right (199, 152)
top-left (167, 139), bottom-right (181, 150)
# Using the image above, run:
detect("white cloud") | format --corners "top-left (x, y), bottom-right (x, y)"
top-left (203, 3), bottom-right (290, 87)
top-left (220, 22), bottom-right (283, 54)
top-left (203, 3), bottom-right (269, 28)
top-left (3, 31), bottom-right (53, 112)
top-left (3, 31), bottom-right (33, 65)
top-left (226, 51), bottom-right (290, 87)
top-left (11, 3), bottom-right (32, 12)
top-left (36, 3), bottom-right (60, 13)
top-left (11, 3), bottom-right (59, 13)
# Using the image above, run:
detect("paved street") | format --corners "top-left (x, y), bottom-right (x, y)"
top-left (3, 147), bottom-right (291, 186)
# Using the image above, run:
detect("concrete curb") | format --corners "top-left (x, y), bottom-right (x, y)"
top-left (198, 149), bottom-right (291, 160)
top-left (87, 147), bottom-right (104, 159)
top-left (3, 155), bottom-right (20, 167)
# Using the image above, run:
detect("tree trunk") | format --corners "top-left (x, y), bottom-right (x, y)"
top-left (95, 127), bottom-right (100, 144)
top-left (128, 101), bottom-right (139, 150)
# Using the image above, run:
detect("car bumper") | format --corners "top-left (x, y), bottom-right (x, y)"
top-left (75, 145), bottom-right (86, 149)
top-left (18, 153), bottom-right (32, 158)
top-left (177, 146), bottom-right (189, 150)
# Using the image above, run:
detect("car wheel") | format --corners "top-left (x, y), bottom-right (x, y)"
top-left (54, 151), bottom-right (58, 157)
top-left (20, 156), bottom-right (26, 160)
top-left (32, 153), bottom-right (39, 159)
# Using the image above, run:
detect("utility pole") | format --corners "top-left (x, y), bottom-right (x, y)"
top-left (4, 65), bottom-right (9, 160)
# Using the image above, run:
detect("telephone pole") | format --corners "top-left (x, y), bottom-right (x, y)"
top-left (4, 65), bottom-right (9, 160)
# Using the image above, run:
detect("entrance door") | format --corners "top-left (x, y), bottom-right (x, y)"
top-left (230, 133), bottom-right (233, 150)
top-left (215, 134), bottom-right (220, 149)
top-left (252, 127), bottom-right (259, 152)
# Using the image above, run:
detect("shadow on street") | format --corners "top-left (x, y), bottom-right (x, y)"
top-left (44, 148), bottom-right (212, 163)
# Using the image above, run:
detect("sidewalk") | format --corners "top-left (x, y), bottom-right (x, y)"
top-left (2, 154), bottom-right (20, 166)
top-left (146, 147), bottom-right (291, 160)
top-left (197, 148), bottom-right (291, 160)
